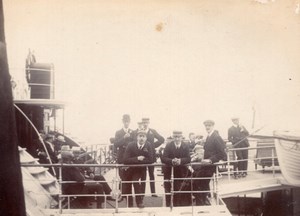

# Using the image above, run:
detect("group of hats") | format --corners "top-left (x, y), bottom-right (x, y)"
top-left (123, 114), bottom-right (150, 135)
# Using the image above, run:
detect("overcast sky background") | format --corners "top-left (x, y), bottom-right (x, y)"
top-left (4, 0), bottom-right (300, 144)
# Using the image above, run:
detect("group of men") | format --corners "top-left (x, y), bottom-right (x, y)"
top-left (114, 114), bottom-right (250, 208)
top-left (114, 115), bottom-right (164, 208)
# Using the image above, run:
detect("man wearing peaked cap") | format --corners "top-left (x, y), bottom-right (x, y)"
top-left (228, 117), bottom-right (249, 178)
top-left (140, 117), bottom-right (164, 197)
top-left (161, 130), bottom-right (192, 207)
top-left (192, 120), bottom-right (226, 206)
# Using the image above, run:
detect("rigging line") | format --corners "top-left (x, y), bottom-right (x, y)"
top-left (231, 125), bottom-right (266, 148)
top-left (14, 104), bottom-right (56, 176)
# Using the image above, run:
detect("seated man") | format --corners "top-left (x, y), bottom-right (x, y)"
top-left (60, 150), bottom-right (105, 208)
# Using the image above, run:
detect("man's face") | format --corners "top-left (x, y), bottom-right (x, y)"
top-left (138, 124), bottom-right (144, 130)
top-left (137, 134), bottom-right (147, 145)
top-left (232, 119), bottom-right (239, 125)
top-left (143, 122), bottom-right (149, 129)
top-left (189, 134), bottom-right (196, 141)
top-left (173, 135), bottom-right (182, 145)
top-left (205, 124), bottom-right (214, 133)
top-left (123, 120), bottom-right (130, 128)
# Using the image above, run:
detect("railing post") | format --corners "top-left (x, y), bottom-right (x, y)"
top-left (114, 164), bottom-right (120, 213)
top-left (215, 167), bottom-right (219, 205)
top-left (59, 163), bottom-right (62, 214)
top-left (170, 166), bottom-right (174, 211)
top-left (227, 149), bottom-right (231, 180)
top-left (271, 147), bottom-right (275, 177)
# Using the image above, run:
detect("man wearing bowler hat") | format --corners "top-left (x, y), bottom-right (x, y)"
top-left (123, 129), bottom-right (154, 208)
top-left (228, 117), bottom-right (249, 178)
top-left (141, 117), bottom-right (165, 197)
top-left (192, 120), bottom-right (226, 205)
top-left (161, 130), bottom-right (192, 207)
top-left (114, 114), bottom-right (134, 204)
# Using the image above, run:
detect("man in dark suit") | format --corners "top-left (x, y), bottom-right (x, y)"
top-left (141, 117), bottom-right (165, 197)
top-left (60, 150), bottom-right (104, 208)
top-left (188, 132), bottom-right (196, 153)
top-left (123, 130), bottom-right (154, 208)
top-left (114, 114), bottom-right (134, 204)
top-left (228, 117), bottom-right (249, 178)
top-left (192, 120), bottom-right (226, 206)
top-left (161, 131), bottom-right (192, 207)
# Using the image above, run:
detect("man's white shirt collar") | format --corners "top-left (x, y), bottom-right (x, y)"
top-left (123, 128), bottom-right (130, 133)
top-left (208, 130), bottom-right (215, 137)
top-left (175, 142), bottom-right (181, 149)
top-left (137, 143), bottom-right (145, 149)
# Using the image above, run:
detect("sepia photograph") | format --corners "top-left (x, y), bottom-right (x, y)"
top-left (1, 0), bottom-right (300, 215)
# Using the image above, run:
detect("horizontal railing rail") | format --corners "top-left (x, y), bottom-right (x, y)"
top-left (20, 144), bottom-right (282, 214)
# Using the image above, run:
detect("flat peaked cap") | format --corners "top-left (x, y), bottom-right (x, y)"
top-left (122, 114), bottom-right (130, 121)
top-left (231, 117), bottom-right (239, 120)
top-left (137, 129), bottom-right (147, 135)
top-left (203, 120), bottom-right (215, 126)
top-left (137, 121), bottom-right (143, 125)
top-left (172, 130), bottom-right (183, 136)
top-left (141, 118), bottom-right (150, 123)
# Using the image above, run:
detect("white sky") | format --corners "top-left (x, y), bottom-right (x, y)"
top-left (4, 0), bottom-right (300, 144)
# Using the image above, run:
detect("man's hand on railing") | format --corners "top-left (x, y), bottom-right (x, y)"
top-left (172, 158), bottom-right (181, 166)
top-left (137, 156), bottom-right (145, 161)
top-left (201, 159), bottom-right (212, 164)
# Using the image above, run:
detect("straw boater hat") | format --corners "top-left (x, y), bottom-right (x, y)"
top-left (172, 131), bottom-right (183, 137)
top-left (203, 120), bottom-right (215, 126)
top-left (141, 118), bottom-right (150, 123)
top-left (57, 135), bottom-right (65, 142)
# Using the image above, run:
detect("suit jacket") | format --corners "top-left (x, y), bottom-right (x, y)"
top-left (228, 126), bottom-right (249, 148)
top-left (61, 164), bottom-right (85, 194)
top-left (114, 128), bottom-right (134, 163)
top-left (161, 141), bottom-right (191, 179)
top-left (145, 128), bottom-right (165, 162)
top-left (123, 141), bottom-right (154, 173)
top-left (203, 130), bottom-right (226, 163)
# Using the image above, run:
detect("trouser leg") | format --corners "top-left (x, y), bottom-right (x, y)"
top-left (148, 166), bottom-right (156, 194)
top-left (140, 168), bottom-right (146, 194)
top-left (164, 180), bottom-right (171, 207)
top-left (132, 172), bottom-right (144, 205)
top-left (123, 169), bottom-right (133, 207)
top-left (242, 149), bottom-right (248, 174)
top-left (235, 149), bottom-right (243, 175)
top-left (94, 175), bottom-right (112, 195)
